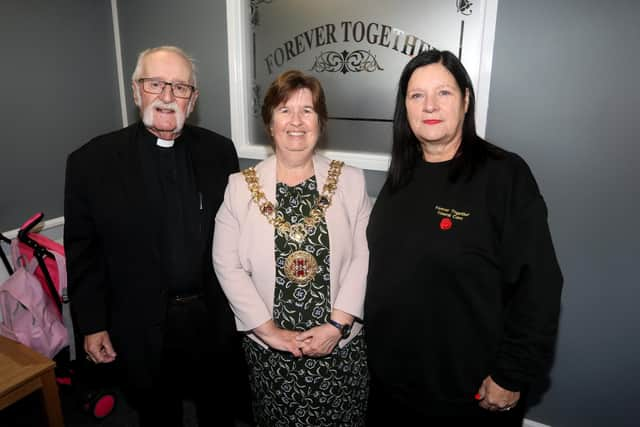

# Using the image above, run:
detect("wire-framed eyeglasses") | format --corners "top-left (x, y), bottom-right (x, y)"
top-left (138, 78), bottom-right (195, 99)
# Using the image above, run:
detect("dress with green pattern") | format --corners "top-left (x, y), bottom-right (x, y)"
top-left (242, 176), bottom-right (368, 427)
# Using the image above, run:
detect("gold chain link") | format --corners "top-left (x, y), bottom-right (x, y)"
top-left (242, 160), bottom-right (344, 243)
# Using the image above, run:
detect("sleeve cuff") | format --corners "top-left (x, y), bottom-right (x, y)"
top-left (490, 371), bottom-right (525, 393)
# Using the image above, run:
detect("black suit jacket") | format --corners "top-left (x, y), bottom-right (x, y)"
top-left (64, 122), bottom-right (239, 387)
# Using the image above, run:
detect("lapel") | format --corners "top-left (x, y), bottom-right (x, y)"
top-left (313, 154), bottom-right (344, 301)
top-left (250, 156), bottom-right (278, 267)
top-left (255, 155), bottom-right (278, 202)
top-left (312, 153), bottom-right (337, 246)
top-left (312, 154), bottom-right (330, 192)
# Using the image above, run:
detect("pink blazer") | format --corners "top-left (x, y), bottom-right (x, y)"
top-left (213, 154), bottom-right (371, 347)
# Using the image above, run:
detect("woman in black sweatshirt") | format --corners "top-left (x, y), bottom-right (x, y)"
top-left (365, 49), bottom-right (563, 425)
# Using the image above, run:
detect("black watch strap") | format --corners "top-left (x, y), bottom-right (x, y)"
top-left (327, 319), bottom-right (351, 338)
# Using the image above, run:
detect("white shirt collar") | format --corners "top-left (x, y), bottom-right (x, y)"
top-left (156, 138), bottom-right (175, 148)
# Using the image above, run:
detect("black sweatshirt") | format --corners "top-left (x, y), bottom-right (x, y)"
top-left (365, 149), bottom-right (562, 410)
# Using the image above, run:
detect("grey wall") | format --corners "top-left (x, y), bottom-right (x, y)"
top-left (2, 1), bottom-right (639, 426)
top-left (0, 0), bottom-right (121, 230)
top-left (485, 1), bottom-right (640, 426)
top-left (117, 0), bottom-right (232, 138)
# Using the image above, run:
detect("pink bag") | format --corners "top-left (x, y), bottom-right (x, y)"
top-left (0, 256), bottom-right (68, 358)
top-left (14, 213), bottom-right (66, 313)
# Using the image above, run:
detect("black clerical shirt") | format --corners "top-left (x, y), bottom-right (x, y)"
top-left (137, 128), bottom-right (202, 295)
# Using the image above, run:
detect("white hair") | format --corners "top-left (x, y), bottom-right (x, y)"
top-left (131, 45), bottom-right (198, 87)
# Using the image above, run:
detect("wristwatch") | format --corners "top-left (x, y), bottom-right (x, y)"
top-left (327, 319), bottom-right (352, 339)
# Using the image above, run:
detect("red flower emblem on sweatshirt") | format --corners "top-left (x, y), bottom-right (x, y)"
top-left (440, 218), bottom-right (453, 230)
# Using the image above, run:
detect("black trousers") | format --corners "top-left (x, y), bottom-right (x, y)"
top-left (366, 378), bottom-right (526, 427)
top-left (124, 297), bottom-right (236, 427)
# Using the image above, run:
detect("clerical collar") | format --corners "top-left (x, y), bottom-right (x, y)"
top-left (156, 138), bottom-right (175, 148)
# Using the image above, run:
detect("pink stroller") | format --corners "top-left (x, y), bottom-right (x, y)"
top-left (0, 212), bottom-right (116, 420)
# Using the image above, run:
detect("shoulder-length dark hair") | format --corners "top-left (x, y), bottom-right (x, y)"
top-left (388, 49), bottom-right (499, 192)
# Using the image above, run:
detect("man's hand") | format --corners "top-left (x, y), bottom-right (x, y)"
top-left (84, 331), bottom-right (117, 364)
top-left (475, 375), bottom-right (520, 411)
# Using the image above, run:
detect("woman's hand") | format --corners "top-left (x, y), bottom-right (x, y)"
top-left (295, 324), bottom-right (342, 358)
top-left (475, 376), bottom-right (520, 411)
top-left (252, 320), bottom-right (305, 357)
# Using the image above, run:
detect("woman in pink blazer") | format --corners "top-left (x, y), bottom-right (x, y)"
top-left (213, 70), bottom-right (371, 426)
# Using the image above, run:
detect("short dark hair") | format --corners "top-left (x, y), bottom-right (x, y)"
top-left (261, 70), bottom-right (328, 138)
top-left (388, 49), bottom-right (497, 192)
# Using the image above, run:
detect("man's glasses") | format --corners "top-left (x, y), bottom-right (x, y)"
top-left (138, 78), bottom-right (195, 99)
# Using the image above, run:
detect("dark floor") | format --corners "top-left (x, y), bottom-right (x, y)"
top-left (0, 384), bottom-right (253, 427)
top-left (1, 346), bottom-right (255, 427)
top-left (2, 385), bottom-right (135, 427)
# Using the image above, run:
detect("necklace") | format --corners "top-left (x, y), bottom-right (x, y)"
top-left (242, 160), bottom-right (343, 284)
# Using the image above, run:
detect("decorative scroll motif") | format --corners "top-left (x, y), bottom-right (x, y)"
top-left (311, 50), bottom-right (383, 74)
top-left (456, 0), bottom-right (474, 15)
top-left (250, 0), bottom-right (273, 27)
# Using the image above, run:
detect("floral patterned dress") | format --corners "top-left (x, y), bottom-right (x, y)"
top-left (242, 176), bottom-right (368, 427)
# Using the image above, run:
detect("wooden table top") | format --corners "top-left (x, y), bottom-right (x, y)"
top-left (0, 335), bottom-right (55, 396)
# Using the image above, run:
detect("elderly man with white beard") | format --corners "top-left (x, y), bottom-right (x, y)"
top-left (64, 46), bottom-right (249, 426)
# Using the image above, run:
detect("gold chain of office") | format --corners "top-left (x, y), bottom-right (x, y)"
top-left (242, 160), bottom-right (344, 284)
